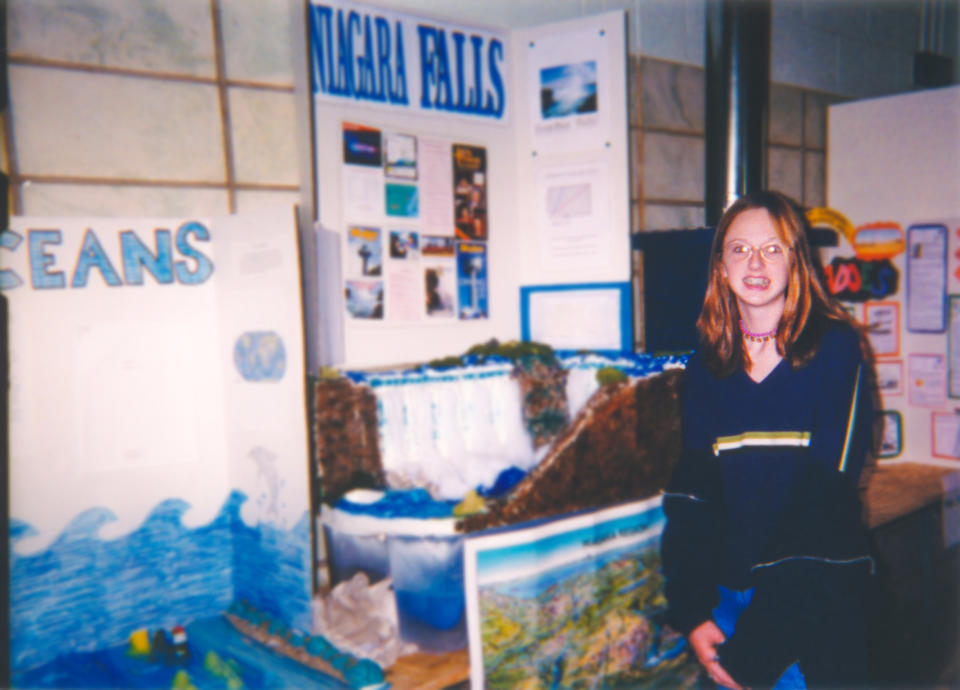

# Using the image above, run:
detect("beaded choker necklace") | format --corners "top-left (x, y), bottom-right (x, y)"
top-left (739, 319), bottom-right (777, 343)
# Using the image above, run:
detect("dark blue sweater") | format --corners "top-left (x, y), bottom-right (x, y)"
top-left (660, 322), bottom-right (875, 687)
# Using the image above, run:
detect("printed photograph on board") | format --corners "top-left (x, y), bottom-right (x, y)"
top-left (342, 122), bottom-right (383, 167)
top-left (384, 132), bottom-right (418, 180)
top-left (385, 183), bottom-right (419, 218)
top-left (389, 230), bottom-right (419, 260)
top-left (345, 278), bottom-right (384, 319)
top-left (456, 241), bottom-right (488, 320)
top-left (879, 410), bottom-right (903, 459)
top-left (452, 144), bottom-right (487, 241)
top-left (422, 235), bottom-right (456, 318)
top-left (346, 226), bottom-right (382, 277)
top-left (540, 60), bottom-right (598, 119)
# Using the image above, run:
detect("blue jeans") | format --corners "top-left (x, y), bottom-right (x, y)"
top-left (711, 586), bottom-right (806, 689)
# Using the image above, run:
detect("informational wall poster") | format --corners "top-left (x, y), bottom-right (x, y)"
top-left (906, 224), bottom-right (947, 332)
top-left (526, 26), bottom-right (611, 152)
top-left (909, 353), bottom-right (947, 408)
top-left (880, 410), bottom-right (903, 459)
top-left (457, 241), bottom-right (488, 319)
top-left (864, 301), bottom-right (900, 356)
top-left (385, 230), bottom-right (422, 321)
top-left (453, 144), bottom-right (487, 240)
top-left (536, 161), bottom-right (611, 271)
top-left (949, 295), bottom-right (960, 399)
top-left (932, 412), bottom-right (960, 460)
top-left (419, 138), bottom-right (456, 237)
top-left (942, 471), bottom-right (960, 547)
top-left (463, 497), bottom-right (698, 688)
top-left (876, 360), bottom-right (904, 397)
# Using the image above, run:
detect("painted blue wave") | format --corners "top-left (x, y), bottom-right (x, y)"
top-left (10, 490), bottom-right (311, 673)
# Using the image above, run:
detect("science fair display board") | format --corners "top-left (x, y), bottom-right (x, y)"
top-left (823, 85), bottom-right (960, 466)
top-left (4, 207), bottom-right (312, 670)
top-left (307, 0), bottom-right (631, 367)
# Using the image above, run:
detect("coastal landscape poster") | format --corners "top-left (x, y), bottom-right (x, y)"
top-left (464, 497), bottom-right (699, 689)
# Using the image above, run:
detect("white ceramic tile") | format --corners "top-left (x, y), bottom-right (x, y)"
top-left (19, 182), bottom-right (229, 217)
top-left (767, 146), bottom-right (803, 202)
top-left (803, 150), bottom-right (825, 208)
top-left (229, 88), bottom-right (299, 186)
top-left (643, 131), bottom-right (704, 201)
top-left (642, 203), bottom-right (705, 231)
top-left (220, 0), bottom-right (295, 85)
top-left (641, 58), bottom-right (704, 132)
top-left (7, 0), bottom-right (215, 77)
top-left (234, 190), bottom-right (302, 215)
top-left (12, 65), bottom-right (225, 181)
top-left (769, 84), bottom-right (803, 146)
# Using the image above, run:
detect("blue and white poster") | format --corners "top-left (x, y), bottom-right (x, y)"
top-left (4, 208), bottom-right (312, 670)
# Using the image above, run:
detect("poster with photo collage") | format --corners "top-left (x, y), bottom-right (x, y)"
top-left (341, 122), bottom-right (488, 322)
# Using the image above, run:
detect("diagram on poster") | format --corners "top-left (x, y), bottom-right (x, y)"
top-left (536, 161), bottom-right (611, 271)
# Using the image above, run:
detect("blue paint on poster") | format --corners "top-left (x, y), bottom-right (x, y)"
top-left (234, 331), bottom-right (288, 381)
top-left (10, 491), bottom-right (311, 673)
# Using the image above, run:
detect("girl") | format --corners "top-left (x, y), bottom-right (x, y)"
top-left (660, 190), bottom-right (876, 689)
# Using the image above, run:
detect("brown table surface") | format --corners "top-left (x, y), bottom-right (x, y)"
top-left (863, 461), bottom-right (960, 529)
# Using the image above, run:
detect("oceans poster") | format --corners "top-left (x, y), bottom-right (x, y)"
top-left (463, 498), bottom-right (699, 689)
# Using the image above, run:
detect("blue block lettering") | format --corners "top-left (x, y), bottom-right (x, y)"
top-left (487, 39), bottom-right (505, 117)
top-left (29, 230), bottom-right (66, 289)
top-left (174, 221), bottom-right (214, 284)
top-left (71, 229), bottom-right (123, 288)
top-left (121, 230), bottom-right (174, 285)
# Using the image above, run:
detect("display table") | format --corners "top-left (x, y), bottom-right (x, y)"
top-left (861, 461), bottom-right (959, 687)
top-left (863, 461), bottom-right (958, 529)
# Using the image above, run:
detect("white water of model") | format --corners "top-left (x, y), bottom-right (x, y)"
top-left (373, 365), bottom-right (540, 500)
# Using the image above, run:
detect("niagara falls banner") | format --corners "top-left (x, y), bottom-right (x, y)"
top-left (463, 496), bottom-right (701, 688)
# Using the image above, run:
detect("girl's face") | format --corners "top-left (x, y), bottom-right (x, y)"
top-left (720, 207), bottom-right (790, 315)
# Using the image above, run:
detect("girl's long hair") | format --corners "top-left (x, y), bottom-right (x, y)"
top-left (697, 190), bottom-right (855, 377)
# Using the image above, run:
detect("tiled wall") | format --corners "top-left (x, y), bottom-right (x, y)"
top-left (5, 0), bottom-right (301, 217)
top-left (631, 55), bottom-right (841, 232)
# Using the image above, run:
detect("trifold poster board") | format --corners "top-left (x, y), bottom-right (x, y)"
top-left (308, 0), bottom-right (631, 367)
top-left (824, 85), bottom-right (960, 466)
top-left (4, 207), bottom-right (312, 670)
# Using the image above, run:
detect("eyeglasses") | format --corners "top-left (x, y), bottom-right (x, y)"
top-left (723, 241), bottom-right (788, 263)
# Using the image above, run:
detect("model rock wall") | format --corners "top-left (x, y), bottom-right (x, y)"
top-left (459, 367), bottom-right (684, 531)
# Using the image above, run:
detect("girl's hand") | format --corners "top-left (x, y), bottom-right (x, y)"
top-left (688, 620), bottom-right (744, 689)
